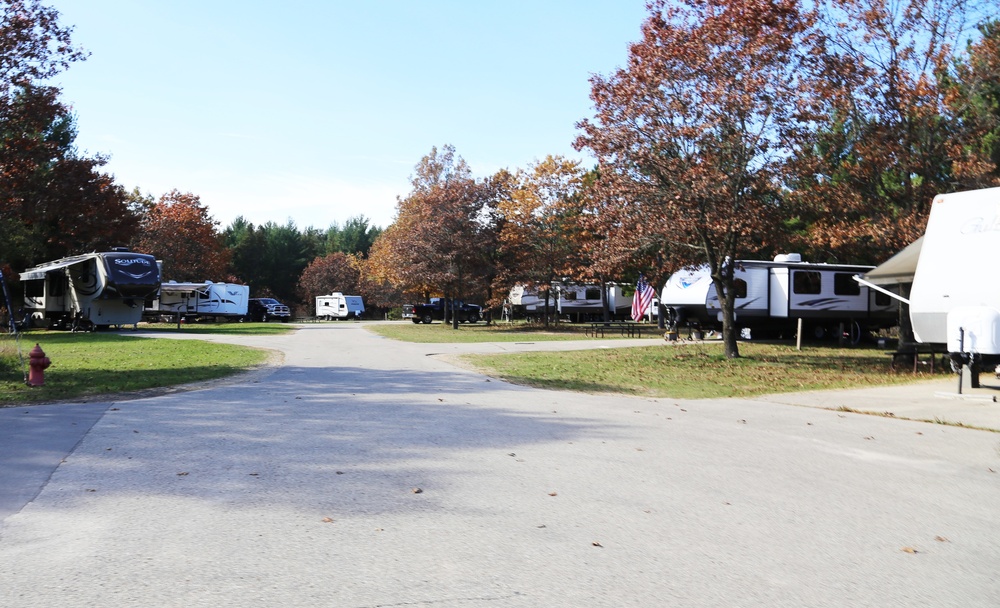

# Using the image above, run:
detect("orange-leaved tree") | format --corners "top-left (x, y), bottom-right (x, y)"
top-left (296, 251), bottom-right (362, 305)
top-left (786, 0), bottom-right (991, 264)
top-left (131, 190), bottom-right (230, 281)
top-left (575, 0), bottom-right (817, 358)
top-left (494, 155), bottom-right (587, 326)
top-left (367, 145), bottom-right (497, 325)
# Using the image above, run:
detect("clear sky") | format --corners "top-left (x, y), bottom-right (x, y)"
top-left (46, 1), bottom-right (650, 232)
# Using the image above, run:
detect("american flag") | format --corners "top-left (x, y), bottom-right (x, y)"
top-left (631, 274), bottom-right (655, 322)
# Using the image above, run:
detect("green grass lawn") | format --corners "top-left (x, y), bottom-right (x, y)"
top-left (369, 321), bottom-right (941, 399)
top-left (137, 321), bottom-right (297, 336)
top-left (1, 330), bottom-right (272, 405)
top-left (462, 341), bottom-right (943, 399)
top-left (366, 320), bottom-right (662, 343)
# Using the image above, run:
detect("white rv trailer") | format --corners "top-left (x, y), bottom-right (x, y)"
top-left (316, 293), bottom-right (365, 320)
top-left (507, 283), bottom-right (635, 322)
top-left (858, 187), bottom-right (1000, 381)
top-left (506, 285), bottom-right (555, 320)
top-left (20, 250), bottom-right (161, 330)
top-left (148, 281), bottom-right (249, 321)
top-left (661, 254), bottom-right (898, 340)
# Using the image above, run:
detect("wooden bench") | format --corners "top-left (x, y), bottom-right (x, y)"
top-left (586, 322), bottom-right (643, 338)
top-left (888, 344), bottom-right (947, 374)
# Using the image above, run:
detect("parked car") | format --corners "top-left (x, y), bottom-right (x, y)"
top-left (402, 298), bottom-right (482, 324)
top-left (245, 298), bottom-right (291, 322)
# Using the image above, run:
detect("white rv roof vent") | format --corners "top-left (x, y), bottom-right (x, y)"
top-left (774, 253), bottom-right (802, 263)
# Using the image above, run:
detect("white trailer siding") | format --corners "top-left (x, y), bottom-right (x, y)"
top-left (316, 293), bottom-right (365, 319)
top-left (909, 187), bottom-right (1000, 348)
top-left (152, 282), bottom-right (249, 319)
top-left (661, 266), bottom-right (715, 326)
top-left (671, 255), bottom-right (897, 338)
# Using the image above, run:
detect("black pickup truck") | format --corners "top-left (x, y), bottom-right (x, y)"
top-left (403, 298), bottom-right (482, 324)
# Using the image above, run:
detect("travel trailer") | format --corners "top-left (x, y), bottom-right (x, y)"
top-left (661, 254), bottom-right (898, 341)
top-left (858, 187), bottom-right (1000, 381)
top-left (20, 250), bottom-right (161, 330)
top-left (147, 281), bottom-right (249, 321)
top-left (506, 283), bottom-right (640, 322)
top-left (316, 293), bottom-right (365, 320)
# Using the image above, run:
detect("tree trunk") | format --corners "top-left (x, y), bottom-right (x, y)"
top-left (601, 277), bottom-right (610, 323)
top-left (715, 276), bottom-right (741, 358)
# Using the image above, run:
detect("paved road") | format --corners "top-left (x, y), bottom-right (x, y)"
top-left (1, 323), bottom-right (999, 607)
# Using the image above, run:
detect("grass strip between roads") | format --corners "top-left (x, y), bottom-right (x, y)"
top-left (367, 321), bottom-right (661, 343)
top-left (1, 325), bottom-right (281, 405)
top-left (462, 341), bottom-right (943, 399)
top-left (367, 321), bottom-right (944, 399)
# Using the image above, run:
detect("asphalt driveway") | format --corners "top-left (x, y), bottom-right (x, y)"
top-left (1, 323), bottom-right (998, 607)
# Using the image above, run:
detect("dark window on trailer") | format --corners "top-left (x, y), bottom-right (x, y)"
top-left (48, 276), bottom-right (66, 297)
top-left (24, 279), bottom-right (43, 298)
top-left (585, 288), bottom-right (601, 300)
top-left (563, 291), bottom-right (577, 301)
top-left (734, 279), bottom-right (748, 299)
top-left (793, 271), bottom-right (822, 295)
top-left (833, 273), bottom-right (861, 296)
top-left (875, 292), bottom-right (890, 306)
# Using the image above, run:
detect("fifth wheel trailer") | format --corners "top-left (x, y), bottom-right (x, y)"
top-left (661, 254), bottom-right (898, 341)
top-left (20, 250), bottom-right (161, 330)
top-left (858, 186), bottom-right (1000, 383)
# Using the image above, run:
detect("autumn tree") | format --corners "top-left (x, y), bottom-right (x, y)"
top-left (131, 190), bottom-right (230, 281)
top-left (495, 156), bottom-right (586, 326)
top-left (576, 0), bottom-right (815, 357)
top-left (0, 0), bottom-right (86, 102)
top-left (0, 85), bottom-right (138, 268)
top-left (296, 251), bottom-right (362, 304)
top-left (368, 145), bottom-right (497, 325)
top-left (787, 0), bottom-right (990, 263)
top-left (944, 18), bottom-right (1000, 188)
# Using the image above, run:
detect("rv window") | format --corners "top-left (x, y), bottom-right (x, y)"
top-left (48, 276), bottom-right (65, 297)
top-left (585, 288), bottom-right (601, 300)
top-left (833, 273), bottom-right (861, 296)
top-left (792, 271), bottom-right (822, 295)
top-left (24, 280), bottom-right (43, 298)
top-left (563, 291), bottom-right (577, 301)
top-left (734, 279), bottom-right (747, 299)
top-left (874, 291), bottom-right (890, 306)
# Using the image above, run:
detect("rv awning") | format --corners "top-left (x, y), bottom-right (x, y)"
top-left (862, 236), bottom-right (923, 286)
top-left (19, 257), bottom-right (88, 281)
top-left (158, 282), bottom-right (211, 294)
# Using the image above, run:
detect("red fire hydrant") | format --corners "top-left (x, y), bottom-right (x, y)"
top-left (28, 343), bottom-right (51, 387)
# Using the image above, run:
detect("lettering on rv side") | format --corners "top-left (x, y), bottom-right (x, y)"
top-left (960, 215), bottom-right (1000, 234)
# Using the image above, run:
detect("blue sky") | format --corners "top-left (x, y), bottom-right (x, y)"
top-left (47, 1), bottom-right (650, 231)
